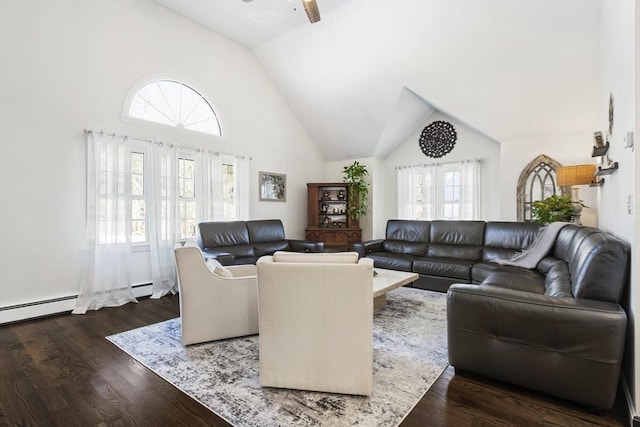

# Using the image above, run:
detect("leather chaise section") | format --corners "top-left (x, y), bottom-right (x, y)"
top-left (447, 284), bottom-right (626, 409)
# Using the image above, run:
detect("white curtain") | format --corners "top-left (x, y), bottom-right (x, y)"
top-left (209, 152), bottom-right (226, 220)
top-left (397, 166), bottom-right (420, 219)
top-left (209, 152), bottom-right (251, 221)
top-left (234, 154), bottom-right (251, 220)
top-left (75, 132), bottom-right (252, 311)
top-left (458, 160), bottom-right (481, 219)
top-left (397, 159), bottom-right (481, 220)
top-left (73, 132), bottom-right (138, 314)
top-left (149, 143), bottom-right (179, 299)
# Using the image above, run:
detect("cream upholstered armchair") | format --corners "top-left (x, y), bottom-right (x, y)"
top-left (174, 246), bottom-right (259, 345)
top-left (256, 251), bottom-right (374, 396)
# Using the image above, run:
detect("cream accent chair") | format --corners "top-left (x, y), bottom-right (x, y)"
top-left (174, 246), bottom-right (259, 345)
top-left (256, 251), bottom-right (374, 396)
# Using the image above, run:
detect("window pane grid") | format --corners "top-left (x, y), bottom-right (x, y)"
top-left (128, 80), bottom-right (222, 136)
top-left (96, 145), bottom-right (243, 244)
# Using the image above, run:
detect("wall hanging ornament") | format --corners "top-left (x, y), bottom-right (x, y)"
top-left (418, 120), bottom-right (457, 158)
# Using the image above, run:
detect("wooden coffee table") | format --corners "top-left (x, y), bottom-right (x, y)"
top-left (372, 268), bottom-right (419, 313)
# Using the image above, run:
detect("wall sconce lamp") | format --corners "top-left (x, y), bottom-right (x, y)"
top-left (556, 164), bottom-right (596, 225)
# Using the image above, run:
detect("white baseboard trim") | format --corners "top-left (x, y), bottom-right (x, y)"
top-left (0, 283), bottom-right (153, 325)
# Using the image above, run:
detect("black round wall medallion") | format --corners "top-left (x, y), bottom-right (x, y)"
top-left (419, 120), bottom-right (457, 158)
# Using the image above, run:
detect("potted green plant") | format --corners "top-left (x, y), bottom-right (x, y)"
top-left (342, 161), bottom-right (369, 221)
top-left (531, 194), bottom-right (575, 225)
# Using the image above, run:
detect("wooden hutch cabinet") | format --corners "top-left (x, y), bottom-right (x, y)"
top-left (305, 183), bottom-right (362, 251)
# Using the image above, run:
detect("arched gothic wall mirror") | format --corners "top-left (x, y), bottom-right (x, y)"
top-left (516, 154), bottom-right (570, 222)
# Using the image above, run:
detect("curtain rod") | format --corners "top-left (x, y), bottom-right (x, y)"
top-left (83, 128), bottom-right (251, 160)
top-left (395, 158), bottom-right (483, 170)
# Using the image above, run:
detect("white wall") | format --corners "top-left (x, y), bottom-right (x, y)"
top-left (382, 112), bottom-right (501, 231)
top-left (0, 0), bottom-right (326, 322)
top-left (595, 0), bottom-right (638, 419)
top-left (325, 112), bottom-right (502, 242)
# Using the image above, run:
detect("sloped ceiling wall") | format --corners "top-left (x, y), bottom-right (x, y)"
top-left (253, 0), bottom-right (601, 161)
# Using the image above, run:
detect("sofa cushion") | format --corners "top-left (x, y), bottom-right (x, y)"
top-left (385, 219), bottom-right (430, 242)
top-left (247, 219), bottom-right (286, 243)
top-left (211, 244), bottom-right (255, 259)
top-left (472, 261), bottom-right (544, 284)
top-left (366, 252), bottom-right (415, 272)
top-left (482, 222), bottom-right (541, 262)
top-left (382, 240), bottom-right (427, 256)
top-left (253, 240), bottom-right (290, 257)
top-left (198, 221), bottom-right (250, 248)
top-left (412, 258), bottom-right (474, 281)
top-left (536, 256), bottom-right (563, 274)
top-left (552, 224), bottom-right (592, 260)
top-left (429, 244), bottom-right (483, 260)
top-left (481, 272), bottom-right (544, 293)
top-left (205, 258), bottom-right (233, 278)
top-left (428, 221), bottom-right (484, 261)
top-left (544, 262), bottom-right (572, 297)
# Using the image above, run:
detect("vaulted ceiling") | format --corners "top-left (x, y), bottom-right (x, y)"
top-left (154, 0), bottom-right (601, 161)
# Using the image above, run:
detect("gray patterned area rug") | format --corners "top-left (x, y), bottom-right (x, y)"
top-left (107, 287), bottom-right (448, 427)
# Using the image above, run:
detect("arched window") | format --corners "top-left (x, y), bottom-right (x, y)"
top-left (516, 154), bottom-right (569, 222)
top-left (127, 80), bottom-right (221, 136)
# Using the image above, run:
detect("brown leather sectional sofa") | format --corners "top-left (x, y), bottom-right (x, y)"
top-left (354, 219), bottom-right (629, 409)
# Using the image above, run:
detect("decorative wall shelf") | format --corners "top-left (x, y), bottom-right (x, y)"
top-left (596, 162), bottom-right (619, 176)
top-left (591, 142), bottom-right (610, 158)
top-left (590, 134), bottom-right (618, 185)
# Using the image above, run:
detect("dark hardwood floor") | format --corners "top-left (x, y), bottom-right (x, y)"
top-left (0, 295), bottom-right (629, 426)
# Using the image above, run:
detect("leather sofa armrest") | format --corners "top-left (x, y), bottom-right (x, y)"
top-left (201, 250), bottom-right (235, 265)
top-left (353, 239), bottom-right (384, 258)
top-left (288, 239), bottom-right (325, 253)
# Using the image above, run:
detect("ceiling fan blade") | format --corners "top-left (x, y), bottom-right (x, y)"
top-left (302, 0), bottom-right (321, 23)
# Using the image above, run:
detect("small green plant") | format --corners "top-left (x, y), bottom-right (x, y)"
top-left (531, 194), bottom-right (575, 225)
top-left (342, 161), bottom-right (369, 221)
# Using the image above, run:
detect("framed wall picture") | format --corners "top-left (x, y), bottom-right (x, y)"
top-left (259, 171), bottom-right (287, 202)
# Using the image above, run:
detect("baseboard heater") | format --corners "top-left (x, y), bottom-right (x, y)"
top-left (0, 283), bottom-right (153, 325)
